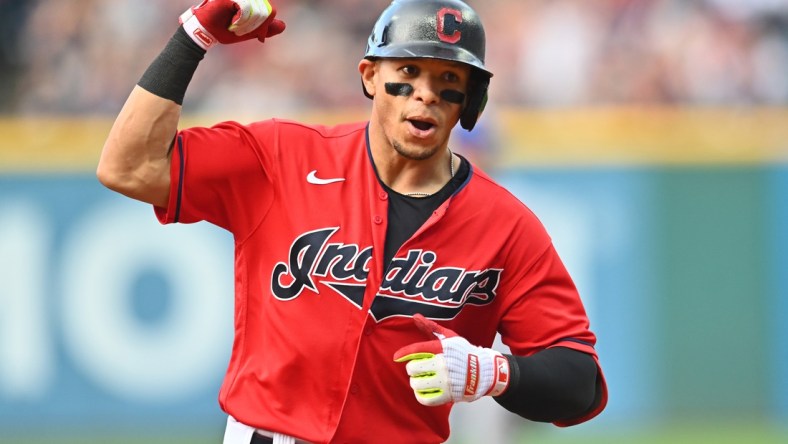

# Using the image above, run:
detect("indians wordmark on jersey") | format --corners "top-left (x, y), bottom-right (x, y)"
top-left (271, 227), bottom-right (502, 321)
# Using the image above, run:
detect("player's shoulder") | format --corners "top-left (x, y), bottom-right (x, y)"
top-left (263, 118), bottom-right (367, 140)
top-left (466, 167), bottom-right (525, 208)
top-left (463, 164), bottom-right (543, 223)
top-left (454, 165), bottom-right (554, 249)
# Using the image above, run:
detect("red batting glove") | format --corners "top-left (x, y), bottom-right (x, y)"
top-left (393, 314), bottom-right (510, 406)
top-left (179, 0), bottom-right (286, 50)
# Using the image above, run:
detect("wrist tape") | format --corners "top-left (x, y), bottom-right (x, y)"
top-left (137, 26), bottom-right (206, 105)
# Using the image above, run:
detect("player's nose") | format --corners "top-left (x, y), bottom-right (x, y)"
top-left (411, 76), bottom-right (441, 105)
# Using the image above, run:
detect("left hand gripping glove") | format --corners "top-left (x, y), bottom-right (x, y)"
top-left (179, 0), bottom-right (286, 50)
top-left (393, 314), bottom-right (510, 406)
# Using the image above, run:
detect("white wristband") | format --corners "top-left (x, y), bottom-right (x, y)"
top-left (179, 9), bottom-right (217, 50)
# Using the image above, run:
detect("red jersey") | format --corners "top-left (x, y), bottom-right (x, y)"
top-left (155, 119), bottom-right (607, 443)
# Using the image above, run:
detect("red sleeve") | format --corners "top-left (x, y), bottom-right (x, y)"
top-left (155, 120), bottom-right (278, 238)
top-left (498, 232), bottom-right (608, 425)
top-left (500, 244), bottom-right (597, 354)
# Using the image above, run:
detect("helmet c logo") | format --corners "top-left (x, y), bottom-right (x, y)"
top-left (437, 8), bottom-right (462, 44)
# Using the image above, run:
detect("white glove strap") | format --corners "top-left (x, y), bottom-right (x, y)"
top-left (180, 9), bottom-right (217, 50)
top-left (442, 337), bottom-right (509, 402)
top-left (488, 354), bottom-right (511, 397)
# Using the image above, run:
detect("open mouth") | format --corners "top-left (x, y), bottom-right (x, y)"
top-left (408, 119), bottom-right (436, 131)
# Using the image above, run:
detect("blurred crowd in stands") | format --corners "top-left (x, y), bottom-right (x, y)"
top-left (0, 0), bottom-right (786, 116)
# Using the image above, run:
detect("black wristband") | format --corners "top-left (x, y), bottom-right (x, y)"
top-left (138, 26), bottom-right (206, 105)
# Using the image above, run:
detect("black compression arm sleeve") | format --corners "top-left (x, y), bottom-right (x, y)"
top-left (494, 347), bottom-right (601, 423)
top-left (138, 26), bottom-right (206, 105)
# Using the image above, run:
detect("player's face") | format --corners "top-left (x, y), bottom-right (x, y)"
top-left (361, 58), bottom-right (470, 161)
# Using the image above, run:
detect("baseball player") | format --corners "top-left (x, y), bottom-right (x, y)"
top-left (97, 0), bottom-right (608, 443)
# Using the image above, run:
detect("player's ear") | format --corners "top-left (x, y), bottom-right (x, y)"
top-left (359, 59), bottom-right (377, 98)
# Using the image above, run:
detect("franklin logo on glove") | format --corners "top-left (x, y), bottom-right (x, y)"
top-left (394, 314), bottom-right (510, 406)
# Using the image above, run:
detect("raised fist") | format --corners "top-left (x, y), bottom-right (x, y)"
top-left (180, 0), bottom-right (286, 50)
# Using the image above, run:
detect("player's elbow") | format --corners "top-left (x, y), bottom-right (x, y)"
top-left (97, 155), bottom-right (117, 192)
top-left (96, 140), bottom-right (171, 207)
top-left (96, 140), bottom-right (130, 193)
top-left (96, 164), bottom-right (130, 196)
top-left (96, 157), bottom-right (114, 191)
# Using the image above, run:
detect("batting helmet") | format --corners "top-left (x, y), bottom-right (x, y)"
top-left (363, 0), bottom-right (492, 131)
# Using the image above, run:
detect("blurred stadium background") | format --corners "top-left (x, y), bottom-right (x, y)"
top-left (1, 0), bottom-right (787, 443)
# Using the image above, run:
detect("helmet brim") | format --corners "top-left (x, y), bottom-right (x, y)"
top-left (365, 41), bottom-right (493, 78)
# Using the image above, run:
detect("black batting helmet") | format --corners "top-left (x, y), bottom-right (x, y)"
top-left (363, 0), bottom-right (492, 131)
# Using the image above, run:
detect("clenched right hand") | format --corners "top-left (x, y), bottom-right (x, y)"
top-left (179, 0), bottom-right (286, 50)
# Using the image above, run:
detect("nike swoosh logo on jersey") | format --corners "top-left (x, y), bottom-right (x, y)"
top-left (307, 170), bottom-right (345, 185)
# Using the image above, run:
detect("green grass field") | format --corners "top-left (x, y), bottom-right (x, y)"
top-left (526, 421), bottom-right (788, 444)
top-left (5, 421), bottom-right (788, 444)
